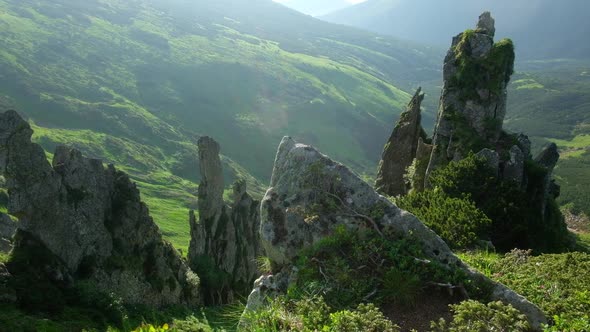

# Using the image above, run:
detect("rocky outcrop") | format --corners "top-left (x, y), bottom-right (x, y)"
top-left (0, 213), bottom-right (15, 252)
top-left (188, 136), bottom-right (260, 305)
top-left (0, 110), bottom-right (199, 307)
top-left (375, 88), bottom-right (426, 197)
top-left (0, 263), bottom-right (16, 303)
top-left (251, 137), bottom-right (547, 330)
top-left (503, 145), bottom-right (525, 185)
top-left (476, 148), bottom-right (500, 175)
top-left (426, 12), bottom-right (515, 179)
top-left (410, 137), bottom-right (433, 192)
top-left (534, 143), bottom-right (561, 220)
top-left (261, 136), bottom-right (458, 268)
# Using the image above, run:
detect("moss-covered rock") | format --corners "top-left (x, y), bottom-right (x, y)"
top-left (426, 12), bottom-right (515, 180)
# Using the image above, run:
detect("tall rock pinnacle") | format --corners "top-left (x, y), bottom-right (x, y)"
top-left (426, 11), bottom-right (515, 180)
top-left (375, 88), bottom-right (426, 196)
top-left (189, 136), bottom-right (261, 305)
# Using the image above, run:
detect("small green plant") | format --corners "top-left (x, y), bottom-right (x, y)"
top-left (241, 296), bottom-right (399, 332)
top-left (254, 256), bottom-right (272, 274)
top-left (133, 323), bottom-right (171, 332)
top-left (431, 300), bottom-right (529, 332)
top-left (241, 297), bottom-right (303, 331)
top-left (328, 303), bottom-right (399, 332)
top-left (544, 313), bottom-right (590, 332)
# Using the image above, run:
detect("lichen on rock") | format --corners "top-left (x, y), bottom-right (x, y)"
top-left (248, 136), bottom-right (547, 330)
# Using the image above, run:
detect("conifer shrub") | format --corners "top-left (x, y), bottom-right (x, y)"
top-left (431, 300), bottom-right (529, 332)
top-left (406, 152), bottom-right (570, 252)
top-left (396, 189), bottom-right (491, 249)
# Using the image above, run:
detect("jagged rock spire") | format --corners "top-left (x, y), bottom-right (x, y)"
top-left (476, 11), bottom-right (496, 37)
top-left (425, 11), bottom-right (514, 182)
top-left (189, 136), bottom-right (260, 305)
top-left (197, 136), bottom-right (224, 220)
top-left (375, 88), bottom-right (426, 197)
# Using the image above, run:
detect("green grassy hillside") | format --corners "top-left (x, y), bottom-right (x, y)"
top-left (0, 0), bottom-right (440, 250)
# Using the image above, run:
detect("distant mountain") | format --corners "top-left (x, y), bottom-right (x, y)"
top-left (0, 0), bottom-right (440, 249)
top-left (323, 0), bottom-right (590, 60)
top-left (274, 0), bottom-right (352, 16)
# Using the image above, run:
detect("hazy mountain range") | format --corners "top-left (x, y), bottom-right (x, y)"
top-left (322, 0), bottom-right (590, 60)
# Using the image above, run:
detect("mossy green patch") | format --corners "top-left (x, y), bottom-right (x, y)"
top-left (450, 31), bottom-right (515, 103)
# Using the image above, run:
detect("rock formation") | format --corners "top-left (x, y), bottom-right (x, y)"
top-left (188, 136), bottom-right (261, 305)
top-left (373, 12), bottom-right (568, 252)
top-left (0, 263), bottom-right (16, 303)
top-left (534, 143), bottom-right (561, 221)
top-left (375, 88), bottom-right (427, 197)
top-left (0, 110), bottom-right (200, 307)
top-left (425, 11), bottom-right (515, 179)
top-left (0, 213), bottom-right (15, 253)
top-left (248, 137), bottom-right (547, 330)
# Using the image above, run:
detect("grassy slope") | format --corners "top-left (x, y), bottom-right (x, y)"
top-left (460, 248), bottom-right (590, 329)
top-left (0, 0), bottom-right (440, 250)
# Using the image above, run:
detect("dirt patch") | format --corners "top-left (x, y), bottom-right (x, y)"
top-left (383, 288), bottom-right (460, 331)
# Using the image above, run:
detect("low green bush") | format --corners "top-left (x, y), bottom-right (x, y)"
top-left (431, 300), bottom-right (529, 332)
top-left (396, 189), bottom-right (491, 249)
top-left (241, 295), bottom-right (399, 332)
top-left (415, 152), bottom-right (571, 252)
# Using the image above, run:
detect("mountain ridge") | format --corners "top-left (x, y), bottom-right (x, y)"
top-left (323, 0), bottom-right (590, 60)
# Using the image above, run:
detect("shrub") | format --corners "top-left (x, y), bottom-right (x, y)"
top-left (328, 303), bottom-right (399, 332)
top-left (242, 296), bottom-right (399, 332)
top-left (431, 300), bottom-right (529, 332)
top-left (241, 297), bottom-right (303, 332)
top-left (132, 316), bottom-right (215, 332)
top-left (423, 152), bottom-right (570, 252)
top-left (396, 189), bottom-right (491, 249)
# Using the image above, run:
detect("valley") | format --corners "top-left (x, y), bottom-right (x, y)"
top-left (0, 1), bottom-right (588, 331)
